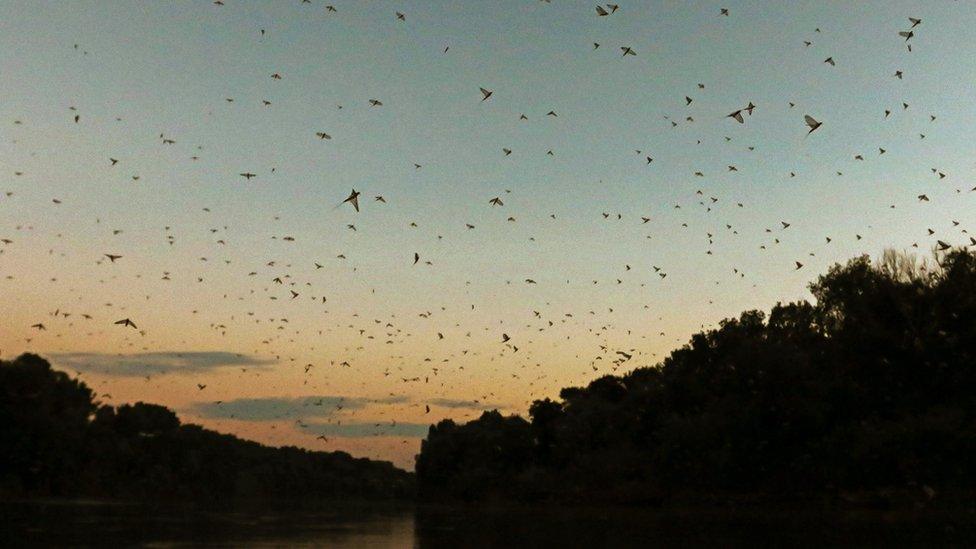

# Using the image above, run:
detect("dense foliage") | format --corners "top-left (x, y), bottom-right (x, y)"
top-left (416, 249), bottom-right (976, 503)
top-left (0, 355), bottom-right (413, 500)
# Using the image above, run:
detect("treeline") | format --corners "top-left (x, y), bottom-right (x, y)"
top-left (416, 249), bottom-right (976, 503)
top-left (0, 354), bottom-right (413, 500)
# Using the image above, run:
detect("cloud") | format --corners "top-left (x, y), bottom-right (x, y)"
top-left (299, 421), bottom-right (431, 438)
top-left (51, 351), bottom-right (275, 377)
top-left (191, 394), bottom-right (409, 421)
top-left (190, 394), bottom-right (505, 423)
top-left (428, 398), bottom-right (506, 411)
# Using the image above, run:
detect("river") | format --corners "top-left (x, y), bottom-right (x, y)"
top-left (2, 500), bottom-right (972, 547)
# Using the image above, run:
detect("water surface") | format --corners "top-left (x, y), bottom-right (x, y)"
top-left (2, 500), bottom-right (972, 547)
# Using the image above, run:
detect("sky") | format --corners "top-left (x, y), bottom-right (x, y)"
top-left (1, 1), bottom-right (974, 469)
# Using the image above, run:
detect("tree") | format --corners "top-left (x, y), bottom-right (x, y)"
top-left (416, 248), bottom-right (976, 502)
top-left (0, 353), bottom-right (95, 495)
top-left (0, 355), bottom-right (414, 500)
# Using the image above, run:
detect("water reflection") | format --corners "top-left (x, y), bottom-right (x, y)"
top-left (3, 500), bottom-right (413, 548)
top-left (415, 504), bottom-right (974, 547)
top-left (3, 500), bottom-right (973, 547)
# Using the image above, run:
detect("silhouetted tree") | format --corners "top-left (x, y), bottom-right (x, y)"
top-left (0, 356), bottom-right (413, 501)
top-left (0, 354), bottom-right (95, 495)
top-left (416, 249), bottom-right (976, 503)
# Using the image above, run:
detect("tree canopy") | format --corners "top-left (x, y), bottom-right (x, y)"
top-left (416, 249), bottom-right (976, 503)
top-left (0, 354), bottom-right (413, 500)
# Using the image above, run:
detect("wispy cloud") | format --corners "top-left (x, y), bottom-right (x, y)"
top-left (191, 395), bottom-right (409, 421)
top-left (51, 351), bottom-right (275, 377)
top-left (299, 421), bottom-right (431, 438)
top-left (428, 398), bottom-right (506, 411)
